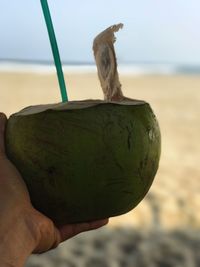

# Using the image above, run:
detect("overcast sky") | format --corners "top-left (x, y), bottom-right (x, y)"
top-left (0, 0), bottom-right (200, 64)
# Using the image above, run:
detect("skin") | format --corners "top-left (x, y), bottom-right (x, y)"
top-left (0, 112), bottom-right (108, 267)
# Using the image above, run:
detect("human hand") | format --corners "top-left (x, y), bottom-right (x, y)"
top-left (0, 113), bottom-right (108, 267)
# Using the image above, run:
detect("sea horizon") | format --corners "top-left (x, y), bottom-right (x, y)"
top-left (0, 59), bottom-right (200, 75)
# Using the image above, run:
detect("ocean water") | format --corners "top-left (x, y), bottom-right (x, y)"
top-left (0, 60), bottom-right (200, 75)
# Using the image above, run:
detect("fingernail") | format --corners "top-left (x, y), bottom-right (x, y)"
top-left (103, 218), bottom-right (109, 225)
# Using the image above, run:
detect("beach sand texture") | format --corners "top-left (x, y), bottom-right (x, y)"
top-left (0, 71), bottom-right (200, 230)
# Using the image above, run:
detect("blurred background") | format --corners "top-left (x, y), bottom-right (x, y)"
top-left (0, 0), bottom-right (200, 266)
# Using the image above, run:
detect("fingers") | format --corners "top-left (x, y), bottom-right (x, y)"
top-left (0, 113), bottom-right (7, 155)
top-left (58, 219), bottom-right (109, 242)
top-left (34, 218), bottom-right (108, 253)
top-left (33, 216), bottom-right (62, 254)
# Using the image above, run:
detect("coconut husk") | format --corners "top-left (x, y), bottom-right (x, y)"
top-left (93, 23), bottom-right (124, 101)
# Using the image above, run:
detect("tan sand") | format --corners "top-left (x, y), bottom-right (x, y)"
top-left (0, 71), bottom-right (200, 229)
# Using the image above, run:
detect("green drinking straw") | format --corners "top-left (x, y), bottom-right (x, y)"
top-left (40, 0), bottom-right (68, 102)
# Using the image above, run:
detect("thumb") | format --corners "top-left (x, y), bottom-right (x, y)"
top-left (0, 113), bottom-right (7, 154)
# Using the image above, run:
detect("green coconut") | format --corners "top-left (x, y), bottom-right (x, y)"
top-left (6, 99), bottom-right (160, 224)
top-left (5, 24), bottom-right (161, 225)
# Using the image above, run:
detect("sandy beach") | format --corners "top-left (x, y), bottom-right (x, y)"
top-left (0, 71), bottom-right (200, 230)
top-left (1, 70), bottom-right (200, 266)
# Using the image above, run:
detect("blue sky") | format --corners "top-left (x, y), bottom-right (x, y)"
top-left (0, 0), bottom-right (200, 64)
